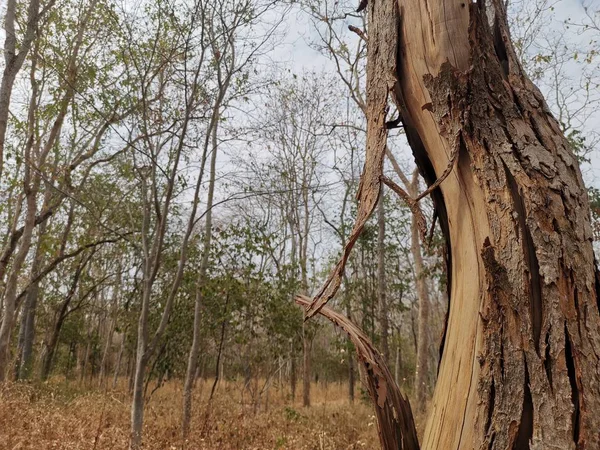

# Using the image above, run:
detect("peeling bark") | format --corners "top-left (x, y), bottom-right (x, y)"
top-left (400, 1), bottom-right (600, 448)
top-left (306, 0), bottom-right (600, 448)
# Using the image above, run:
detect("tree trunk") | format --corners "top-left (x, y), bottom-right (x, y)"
top-left (130, 348), bottom-right (148, 449)
top-left (300, 1), bottom-right (600, 448)
top-left (0, 0), bottom-right (43, 179)
top-left (16, 250), bottom-right (42, 380)
top-left (409, 174), bottom-right (432, 412)
top-left (15, 219), bottom-right (48, 381)
top-left (0, 184), bottom-right (37, 380)
top-left (302, 322), bottom-right (311, 407)
top-left (40, 317), bottom-right (63, 381)
top-left (345, 291), bottom-right (355, 403)
top-left (80, 334), bottom-right (91, 384)
top-left (112, 334), bottom-right (125, 390)
top-left (290, 349), bottom-right (297, 402)
top-left (394, 341), bottom-right (401, 388)
top-left (99, 273), bottom-right (120, 389)
top-left (384, 0), bottom-right (600, 448)
top-left (377, 188), bottom-right (390, 362)
top-left (181, 285), bottom-right (204, 439)
top-left (181, 103), bottom-right (220, 439)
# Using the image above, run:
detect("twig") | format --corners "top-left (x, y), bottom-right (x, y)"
top-left (382, 176), bottom-right (427, 241)
top-left (348, 25), bottom-right (367, 42)
top-left (414, 131), bottom-right (461, 202)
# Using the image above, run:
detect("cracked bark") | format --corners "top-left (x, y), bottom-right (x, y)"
top-left (393, 1), bottom-right (600, 448)
top-left (305, 0), bottom-right (600, 448)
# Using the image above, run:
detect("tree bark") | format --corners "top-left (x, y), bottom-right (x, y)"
top-left (303, 1), bottom-right (600, 449)
top-left (388, 1), bottom-right (600, 448)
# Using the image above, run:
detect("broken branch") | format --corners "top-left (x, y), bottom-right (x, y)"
top-left (296, 295), bottom-right (420, 450)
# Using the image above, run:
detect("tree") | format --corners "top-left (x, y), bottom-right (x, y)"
top-left (0, 0), bottom-right (129, 380)
top-left (304, 1), bottom-right (600, 449)
top-left (180, 0), bottom-right (286, 436)
top-left (246, 72), bottom-right (337, 407)
top-left (0, 0), bottom-right (55, 180)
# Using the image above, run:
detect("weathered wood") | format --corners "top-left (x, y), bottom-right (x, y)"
top-left (307, 0), bottom-right (600, 448)
top-left (395, 1), bottom-right (600, 448)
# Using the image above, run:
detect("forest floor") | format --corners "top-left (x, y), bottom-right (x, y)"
top-left (0, 379), bottom-right (382, 449)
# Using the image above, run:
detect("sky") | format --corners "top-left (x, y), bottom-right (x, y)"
top-left (263, 0), bottom-right (600, 183)
top-left (1, 0), bottom-right (599, 203)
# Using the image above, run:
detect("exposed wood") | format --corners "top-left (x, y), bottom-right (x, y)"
top-left (395, 1), bottom-right (600, 448)
top-left (305, 0), bottom-right (600, 448)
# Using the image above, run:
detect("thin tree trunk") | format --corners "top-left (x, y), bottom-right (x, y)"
top-left (0, 191), bottom-right (37, 380)
top-left (0, 0), bottom-right (46, 179)
top-left (290, 348), bottom-right (297, 402)
top-left (181, 284), bottom-right (204, 439)
top-left (112, 334), bottom-right (125, 390)
top-left (99, 272), bottom-right (120, 388)
top-left (394, 341), bottom-right (401, 387)
top-left (200, 292), bottom-right (229, 434)
top-left (130, 348), bottom-right (147, 449)
top-left (408, 174), bottom-right (432, 412)
top-left (16, 257), bottom-right (42, 380)
top-left (377, 188), bottom-right (390, 362)
top-left (345, 290), bottom-right (355, 403)
top-left (0, 2), bottom-right (92, 379)
top-left (80, 336), bottom-right (90, 385)
top-left (40, 255), bottom-right (92, 381)
top-left (181, 103), bottom-right (221, 439)
top-left (302, 322), bottom-right (311, 407)
top-left (300, 246), bottom-right (311, 408)
top-left (15, 219), bottom-right (48, 380)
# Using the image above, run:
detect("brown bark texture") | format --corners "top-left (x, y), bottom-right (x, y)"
top-left (304, 0), bottom-right (600, 449)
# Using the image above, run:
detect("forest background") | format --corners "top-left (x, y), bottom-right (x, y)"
top-left (0, 0), bottom-right (599, 448)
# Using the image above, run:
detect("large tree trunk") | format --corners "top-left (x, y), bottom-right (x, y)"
top-left (304, 0), bottom-right (600, 449)
top-left (390, 0), bottom-right (600, 448)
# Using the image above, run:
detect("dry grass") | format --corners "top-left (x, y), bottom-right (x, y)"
top-left (0, 379), bottom-right (379, 449)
